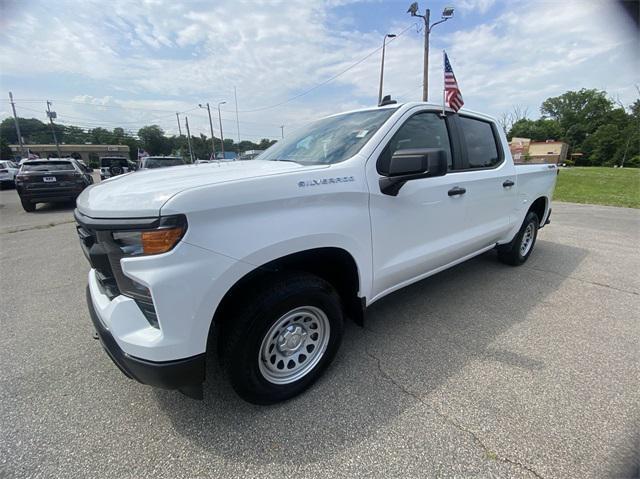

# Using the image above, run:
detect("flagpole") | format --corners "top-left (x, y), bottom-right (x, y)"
top-left (442, 50), bottom-right (446, 117)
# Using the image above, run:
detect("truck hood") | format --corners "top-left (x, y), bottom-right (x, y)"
top-left (77, 160), bottom-right (307, 218)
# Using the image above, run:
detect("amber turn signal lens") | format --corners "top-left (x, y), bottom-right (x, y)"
top-left (141, 227), bottom-right (184, 254)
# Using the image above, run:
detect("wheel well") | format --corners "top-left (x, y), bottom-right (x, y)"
top-left (529, 197), bottom-right (547, 224)
top-left (210, 248), bottom-right (363, 351)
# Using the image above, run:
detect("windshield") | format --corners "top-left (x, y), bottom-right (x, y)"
top-left (259, 108), bottom-right (397, 165)
top-left (101, 158), bottom-right (128, 167)
top-left (22, 161), bottom-right (75, 172)
top-left (142, 157), bottom-right (184, 169)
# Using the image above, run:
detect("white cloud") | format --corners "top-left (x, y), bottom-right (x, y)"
top-left (0, 0), bottom-right (637, 140)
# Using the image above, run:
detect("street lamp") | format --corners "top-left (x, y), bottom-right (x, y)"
top-left (378, 33), bottom-right (397, 106)
top-left (407, 2), bottom-right (455, 101)
top-left (217, 101), bottom-right (226, 159)
top-left (198, 103), bottom-right (216, 160)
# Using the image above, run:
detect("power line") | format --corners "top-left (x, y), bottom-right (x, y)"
top-left (229, 22), bottom-right (418, 113)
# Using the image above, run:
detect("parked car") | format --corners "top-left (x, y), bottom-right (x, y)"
top-left (77, 159), bottom-right (93, 172)
top-left (100, 156), bottom-right (134, 180)
top-left (0, 160), bottom-right (20, 189)
top-left (237, 149), bottom-right (264, 161)
top-left (16, 158), bottom-right (94, 212)
top-left (138, 156), bottom-right (186, 170)
top-left (75, 102), bottom-right (557, 403)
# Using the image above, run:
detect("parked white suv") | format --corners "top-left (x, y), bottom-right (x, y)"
top-left (75, 102), bottom-right (557, 403)
top-left (0, 160), bottom-right (20, 188)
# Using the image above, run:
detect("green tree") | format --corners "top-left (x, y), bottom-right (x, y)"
top-left (0, 137), bottom-right (13, 160)
top-left (508, 118), bottom-right (562, 142)
top-left (541, 89), bottom-right (614, 147)
top-left (137, 125), bottom-right (168, 155)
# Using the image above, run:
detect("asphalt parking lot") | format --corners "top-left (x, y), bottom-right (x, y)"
top-left (1, 186), bottom-right (638, 479)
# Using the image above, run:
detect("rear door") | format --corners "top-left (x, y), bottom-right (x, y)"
top-left (445, 115), bottom-right (517, 253)
top-left (367, 108), bottom-right (470, 300)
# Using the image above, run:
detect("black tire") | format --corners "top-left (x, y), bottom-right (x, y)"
top-left (498, 211), bottom-right (539, 266)
top-left (222, 272), bottom-right (344, 404)
top-left (20, 198), bottom-right (36, 212)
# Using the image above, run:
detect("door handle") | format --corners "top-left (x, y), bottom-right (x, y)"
top-left (503, 179), bottom-right (515, 188)
top-left (448, 186), bottom-right (466, 196)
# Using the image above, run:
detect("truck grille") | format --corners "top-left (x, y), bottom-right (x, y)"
top-left (75, 211), bottom-right (159, 328)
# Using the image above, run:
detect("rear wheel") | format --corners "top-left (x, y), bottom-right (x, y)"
top-left (222, 272), bottom-right (344, 404)
top-left (498, 211), bottom-right (539, 266)
top-left (20, 198), bottom-right (36, 212)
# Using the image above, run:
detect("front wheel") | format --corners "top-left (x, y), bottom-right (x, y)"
top-left (498, 211), bottom-right (539, 266)
top-left (223, 272), bottom-right (344, 404)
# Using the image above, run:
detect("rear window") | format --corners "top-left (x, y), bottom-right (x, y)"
top-left (101, 158), bottom-right (128, 167)
top-left (22, 161), bottom-right (75, 172)
top-left (459, 117), bottom-right (501, 168)
top-left (142, 158), bottom-right (184, 168)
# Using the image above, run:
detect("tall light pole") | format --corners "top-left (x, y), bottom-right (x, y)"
top-left (184, 116), bottom-right (194, 163)
top-left (46, 101), bottom-right (62, 157)
top-left (407, 3), bottom-right (454, 101)
top-left (198, 103), bottom-right (216, 160)
top-left (217, 101), bottom-right (226, 159)
top-left (378, 33), bottom-right (396, 105)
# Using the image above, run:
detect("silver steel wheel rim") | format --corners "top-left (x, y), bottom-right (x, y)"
top-left (520, 222), bottom-right (535, 256)
top-left (258, 306), bottom-right (330, 385)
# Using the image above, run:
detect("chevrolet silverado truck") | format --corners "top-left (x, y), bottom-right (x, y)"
top-left (75, 102), bottom-right (557, 404)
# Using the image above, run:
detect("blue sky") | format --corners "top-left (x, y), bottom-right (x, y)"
top-left (0, 0), bottom-right (638, 141)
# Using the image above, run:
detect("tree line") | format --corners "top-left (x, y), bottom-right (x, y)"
top-left (503, 89), bottom-right (639, 167)
top-left (0, 118), bottom-right (278, 164)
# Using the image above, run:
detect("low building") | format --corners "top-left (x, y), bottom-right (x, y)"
top-left (9, 144), bottom-right (130, 164)
top-left (508, 138), bottom-right (568, 164)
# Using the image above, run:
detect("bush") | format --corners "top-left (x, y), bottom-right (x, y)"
top-left (624, 155), bottom-right (640, 168)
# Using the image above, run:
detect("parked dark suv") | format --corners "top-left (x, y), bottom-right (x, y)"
top-left (100, 156), bottom-right (135, 180)
top-left (16, 159), bottom-right (94, 212)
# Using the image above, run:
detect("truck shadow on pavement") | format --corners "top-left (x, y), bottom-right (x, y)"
top-left (154, 239), bottom-right (587, 466)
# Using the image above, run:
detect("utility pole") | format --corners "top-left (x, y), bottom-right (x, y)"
top-left (217, 101), bottom-right (226, 159)
top-left (8, 92), bottom-right (26, 159)
top-left (407, 3), bottom-right (454, 101)
top-left (199, 103), bottom-right (216, 160)
top-left (280, 125), bottom-right (284, 139)
top-left (184, 116), bottom-right (194, 163)
top-left (46, 101), bottom-right (62, 157)
top-left (176, 112), bottom-right (183, 136)
top-left (234, 86), bottom-right (240, 146)
top-left (620, 135), bottom-right (632, 168)
top-left (378, 33), bottom-right (397, 105)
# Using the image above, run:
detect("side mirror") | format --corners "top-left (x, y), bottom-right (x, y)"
top-left (379, 148), bottom-right (448, 196)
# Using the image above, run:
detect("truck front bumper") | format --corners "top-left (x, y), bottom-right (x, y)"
top-left (86, 285), bottom-right (206, 394)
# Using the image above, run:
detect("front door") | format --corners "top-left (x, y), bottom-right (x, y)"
top-left (366, 109), bottom-right (469, 301)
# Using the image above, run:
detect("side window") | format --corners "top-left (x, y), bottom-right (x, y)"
top-left (377, 112), bottom-right (452, 174)
top-left (459, 117), bottom-right (500, 168)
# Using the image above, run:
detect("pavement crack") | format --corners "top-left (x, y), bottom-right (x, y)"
top-left (363, 342), bottom-right (545, 479)
top-left (0, 220), bottom-right (75, 235)
top-left (523, 265), bottom-right (638, 296)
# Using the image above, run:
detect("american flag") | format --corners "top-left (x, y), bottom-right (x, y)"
top-left (444, 52), bottom-right (464, 112)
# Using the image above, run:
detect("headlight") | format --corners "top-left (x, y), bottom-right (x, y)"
top-left (112, 225), bottom-right (185, 256)
top-left (105, 215), bottom-right (187, 328)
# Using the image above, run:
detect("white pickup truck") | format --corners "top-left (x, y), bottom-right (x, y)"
top-left (75, 102), bottom-right (557, 403)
